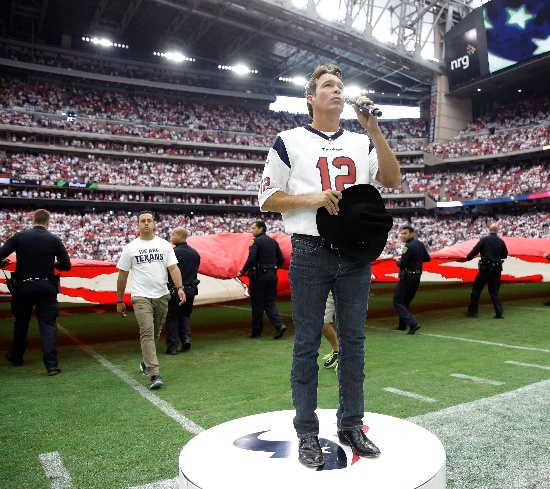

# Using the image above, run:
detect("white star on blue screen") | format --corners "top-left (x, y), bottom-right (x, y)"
top-left (505, 5), bottom-right (535, 30)
top-left (532, 34), bottom-right (550, 56)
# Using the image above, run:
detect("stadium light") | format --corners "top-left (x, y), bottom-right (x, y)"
top-left (153, 51), bottom-right (195, 62)
top-left (82, 37), bottom-right (128, 49)
top-left (278, 76), bottom-right (307, 86)
top-left (218, 64), bottom-right (258, 75)
top-left (345, 87), bottom-right (376, 98)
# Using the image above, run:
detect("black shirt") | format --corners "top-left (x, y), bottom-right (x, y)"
top-left (466, 233), bottom-right (508, 263)
top-left (0, 225), bottom-right (71, 278)
top-left (241, 233), bottom-right (285, 272)
top-left (171, 242), bottom-right (200, 286)
top-left (396, 237), bottom-right (431, 272)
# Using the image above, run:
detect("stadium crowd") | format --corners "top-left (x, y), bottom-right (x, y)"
top-left (1, 151), bottom-right (547, 203)
top-left (1, 77), bottom-right (547, 156)
top-left (0, 71), bottom-right (549, 265)
top-left (0, 208), bottom-right (547, 262)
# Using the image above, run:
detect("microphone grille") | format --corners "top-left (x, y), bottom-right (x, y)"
top-left (343, 95), bottom-right (355, 105)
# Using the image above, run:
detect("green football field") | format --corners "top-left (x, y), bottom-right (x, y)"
top-left (1, 281), bottom-right (549, 489)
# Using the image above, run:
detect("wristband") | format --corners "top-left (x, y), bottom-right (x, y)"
top-left (117, 301), bottom-right (124, 304)
top-left (176, 286), bottom-right (184, 290)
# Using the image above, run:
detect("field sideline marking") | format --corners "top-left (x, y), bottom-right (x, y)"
top-left (505, 360), bottom-right (550, 370)
top-left (39, 451), bottom-right (72, 489)
top-left (450, 373), bottom-right (504, 385)
top-left (58, 325), bottom-right (205, 435)
top-left (382, 387), bottom-right (437, 402)
top-left (420, 333), bottom-right (550, 353)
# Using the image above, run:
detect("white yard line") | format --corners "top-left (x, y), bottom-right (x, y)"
top-left (38, 451), bottom-right (72, 489)
top-left (450, 373), bottom-right (505, 385)
top-left (58, 325), bottom-right (204, 435)
top-left (505, 360), bottom-right (550, 371)
top-left (382, 387), bottom-right (438, 403)
top-left (421, 333), bottom-right (550, 353)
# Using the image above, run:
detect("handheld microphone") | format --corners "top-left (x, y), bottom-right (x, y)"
top-left (344, 95), bottom-right (382, 117)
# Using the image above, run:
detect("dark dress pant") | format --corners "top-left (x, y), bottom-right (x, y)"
top-left (393, 275), bottom-right (421, 328)
top-left (468, 266), bottom-right (503, 316)
top-left (249, 270), bottom-right (284, 336)
top-left (11, 280), bottom-right (59, 369)
top-left (165, 289), bottom-right (196, 351)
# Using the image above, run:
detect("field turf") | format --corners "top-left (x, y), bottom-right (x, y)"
top-left (0, 281), bottom-right (549, 488)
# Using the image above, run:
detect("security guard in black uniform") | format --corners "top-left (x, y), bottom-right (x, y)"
top-left (165, 227), bottom-right (201, 354)
top-left (0, 209), bottom-right (71, 375)
top-left (463, 224), bottom-right (508, 319)
top-left (393, 225), bottom-right (431, 334)
top-left (239, 221), bottom-right (286, 339)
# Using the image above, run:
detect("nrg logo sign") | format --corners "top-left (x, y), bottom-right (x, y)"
top-left (450, 44), bottom-right (476, 70)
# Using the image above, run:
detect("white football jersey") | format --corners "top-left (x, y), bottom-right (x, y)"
top-left (258, 125), bottom-right (381, 236)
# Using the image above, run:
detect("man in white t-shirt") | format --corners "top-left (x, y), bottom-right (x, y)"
top-left (116, 211), bottom-right (185, 389)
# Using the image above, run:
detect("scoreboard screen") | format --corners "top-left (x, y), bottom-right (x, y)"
top-left (445, 0), bottom-right (549, 90)
top-left (485, 0), bottom-right (550, 73)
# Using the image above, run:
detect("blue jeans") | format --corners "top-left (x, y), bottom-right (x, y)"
top-left (289, 235), bottom-right (372, 438)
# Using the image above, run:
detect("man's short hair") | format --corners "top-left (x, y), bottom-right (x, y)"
top-left (173, 227), bottom-right (188, 239)
top-left (138, 210), bottom-right (154, 220)
top-left (305, 64), bottom-right (343, 118)
top-left (254, 221), bottom-right (267, 233)
top-left (33, 209), bottom-right (50, 225)
top-left (401, 225), bottom-right (415, 234)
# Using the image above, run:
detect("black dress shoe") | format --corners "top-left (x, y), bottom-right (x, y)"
top-left (337, 429), bottom-right (381, 457)
top-left (181, 341), bottom-right (191, 351)
top-left (47, 367), bottom-right (61, 376)
top-left (543, 301), bottom-right (550, 306)
top-left (165, 350), bottom-right (178, 355)
top-left (298, 436), bottom-right (324, 467)
top-left (463, 311), bottom-right (478, 318)
top-left (493, 315), bottom-right (504, 319)
top-left (5, 350), bottom-right (23, 366)
top-left (407, 324), bottom-right (421, 335)
top-left (395, 325), bottom-right (408, 331)
top-left (247, 333), bottom-right (261, 338)
top-left (273, 325), bottom-right (287, 339)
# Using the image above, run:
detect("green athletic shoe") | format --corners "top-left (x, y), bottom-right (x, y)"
top-left (322, 351), bottom-right (338, 369)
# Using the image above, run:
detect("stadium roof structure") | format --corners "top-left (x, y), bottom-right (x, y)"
top-left (2, 0), bottom-right (547, 106)
top-left (1, 0), bottom-right (484, 104)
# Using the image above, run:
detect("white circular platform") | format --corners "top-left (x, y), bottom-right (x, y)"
top-left (179, 409), bottom-right (445, 489)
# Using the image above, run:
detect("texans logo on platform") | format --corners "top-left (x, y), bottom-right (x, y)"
top-left (233, 426), bottom-right (372, 471)
top-left (233, 431), bottom-right (346, 470)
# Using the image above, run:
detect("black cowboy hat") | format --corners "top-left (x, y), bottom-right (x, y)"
top-left (316, 184), bottom-right (393, 262)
